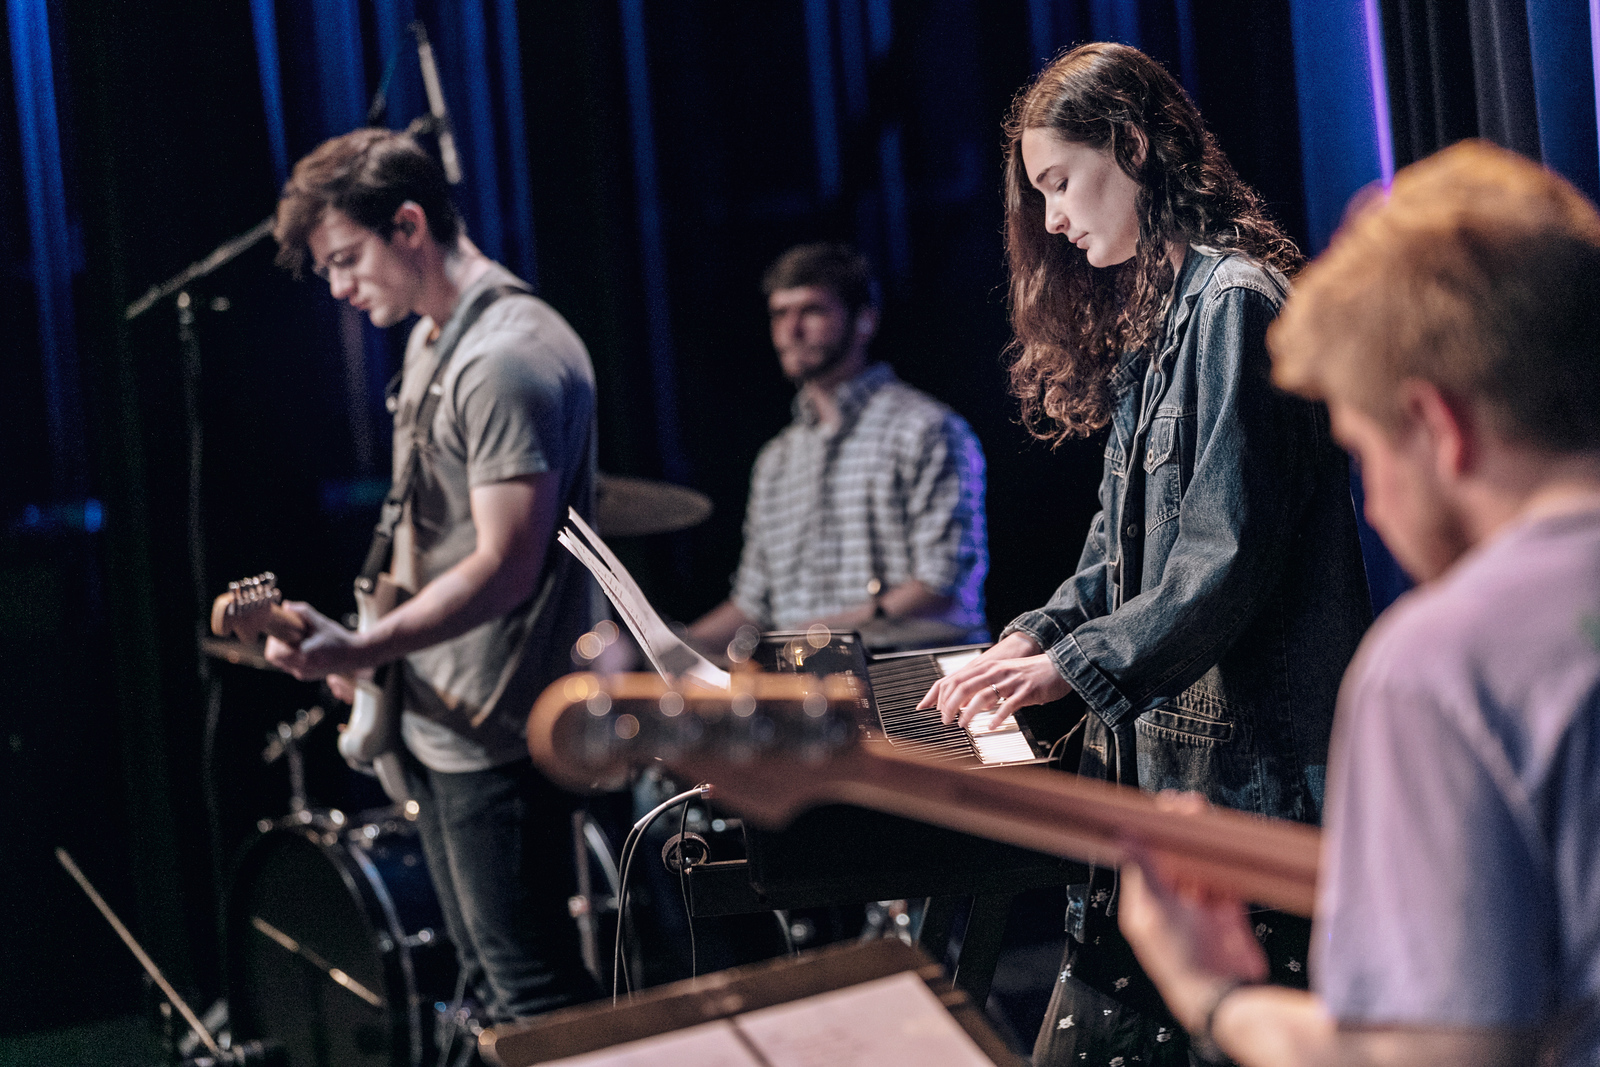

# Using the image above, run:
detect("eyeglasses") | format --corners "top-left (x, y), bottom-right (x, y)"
top-left (312, 236), bottom-right (372, 281)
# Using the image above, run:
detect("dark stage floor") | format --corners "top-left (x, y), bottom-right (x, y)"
top-left (0, 1013), bottom-right (165, 1067)
top-left (1, 891), bottom-right (1068, 1067)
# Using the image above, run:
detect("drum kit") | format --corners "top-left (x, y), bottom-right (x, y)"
top-left (195, 475), bottom-right (711, 1067)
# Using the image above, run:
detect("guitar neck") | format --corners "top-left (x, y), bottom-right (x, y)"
top-left (528, 673), bottom-right (1320, 917)
top-left (681, 745), bottom-right (1319, 916)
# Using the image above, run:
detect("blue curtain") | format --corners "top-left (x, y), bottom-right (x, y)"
top-left (9, 0), bottom-right (86, 500)
top-left (1382, 0), bottom-right (1599, 197)
top-left (1300, 0), bottom-right (1600, 612)
top-left (245, 0), bottom-right (541, 476)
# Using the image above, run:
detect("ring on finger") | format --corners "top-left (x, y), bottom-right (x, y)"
top-left (989, 683), bottom-right (1006, 704)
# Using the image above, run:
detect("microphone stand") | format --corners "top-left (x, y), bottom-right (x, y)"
top-left (410, 21), bottom-right (462, 185)
top-left (125, 216), bottom-right (274, 977)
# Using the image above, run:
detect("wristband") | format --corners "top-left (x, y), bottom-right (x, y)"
top-left (1190, 978), bottom-right (1252, 1063)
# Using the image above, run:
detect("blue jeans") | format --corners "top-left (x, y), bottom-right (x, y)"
top-left (405, 756), bottom-right (600, 1022)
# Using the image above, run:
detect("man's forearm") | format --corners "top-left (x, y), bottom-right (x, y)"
top-left (688, 600), bottom-right (759, 656)
top-left (1116, 863), bottom-right (1531, 1067)
top-left (353, 473), bottom-right (556, 668)
top-left (1210, 987), bottom-right (1525, 1067)
top-left (357, 544), bottom-right (543, 665)
top-left (808, 579), bottom-right (954, 630)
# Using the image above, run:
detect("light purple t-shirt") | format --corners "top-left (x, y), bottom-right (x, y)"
top-left (1314, 508), bottom-right (1600, 1061)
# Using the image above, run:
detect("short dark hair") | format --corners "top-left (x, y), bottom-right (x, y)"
top-left (1272, 140), bottom-right (1600, 453)
top-left (273, 128), bottom-right (461, 277)
top-left (761, 242), bottom-right (880, 315)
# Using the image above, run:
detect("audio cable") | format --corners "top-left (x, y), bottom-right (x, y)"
top-left (612, 782), bottom-right (713, 1004)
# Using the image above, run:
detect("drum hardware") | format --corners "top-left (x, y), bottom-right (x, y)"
top-left (248, 915), bottom-right (387, 1007)
top-left (260, 707), bottom-right (325, 824)
top-left (232, 700), bottom-right (449, 1066)
top-left (860, 899), bottom-right (920, 945)
top-left (569, 811), bottom-right (625, 987)
top-left (431, 995), bottom-right (487, 1067)
top-left (227, 819), bottom-right (453, 1067)
top-left (227, 699), bottom-right (622, 1063)
top-left (175, 1044), bottom-right (285, 1067)
top-left (173, 998), bottom-right (232, 1061)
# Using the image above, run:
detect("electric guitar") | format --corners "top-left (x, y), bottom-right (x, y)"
top-left (527, 672), bottom-right (1321, 916)
top-left (210, 572), bottom-right (410, 803)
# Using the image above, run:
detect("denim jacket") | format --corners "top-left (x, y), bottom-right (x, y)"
top-left (1003, 247), bottom-right (1370, 824)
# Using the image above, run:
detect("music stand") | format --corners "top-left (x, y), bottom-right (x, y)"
top-left (479, 938), bottom-right (1021, 1067)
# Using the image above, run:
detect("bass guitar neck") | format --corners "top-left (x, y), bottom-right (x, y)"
top-left (528, 672), bottom-right (1320, 916)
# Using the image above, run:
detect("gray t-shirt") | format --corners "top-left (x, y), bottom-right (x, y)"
top-left (392, 263), bottom-right (596, 772)
top-left (1314, 508), bottom-right (1600, 1062)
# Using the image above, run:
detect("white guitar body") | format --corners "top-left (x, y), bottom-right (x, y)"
top-left (340, 573), bottom-right (411, 805)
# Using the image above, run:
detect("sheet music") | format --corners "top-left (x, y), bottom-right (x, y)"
top-left (558, 508), bottom-right (730, 690)
top-left (540, 1019), bottom-right (762, 1067)
top-left (734, 971), bottom-right (996, 1067)
top-left (540, 972), bottom-right (997, 1067)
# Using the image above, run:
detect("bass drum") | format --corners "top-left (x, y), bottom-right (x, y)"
top-left (227, 818), bottom-right (455, 1067)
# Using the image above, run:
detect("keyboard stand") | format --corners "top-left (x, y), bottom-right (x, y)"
top-left (684, 804), bottom-right (1086, 1005)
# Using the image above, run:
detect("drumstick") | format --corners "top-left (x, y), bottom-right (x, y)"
top-left (56, 847), bottom-right (223, 1058)
top-left (248, 916), bottom-right (385, 1008)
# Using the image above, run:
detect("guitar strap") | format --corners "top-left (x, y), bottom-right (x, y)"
top-left (357, 282), bottom-right (534, 595)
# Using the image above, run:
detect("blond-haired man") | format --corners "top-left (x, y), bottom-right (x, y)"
top-left (1120, 141), bottom-right (1600, 1066)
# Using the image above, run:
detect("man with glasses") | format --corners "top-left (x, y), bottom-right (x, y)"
top-left (266, 128), bottom-right (600, 1030)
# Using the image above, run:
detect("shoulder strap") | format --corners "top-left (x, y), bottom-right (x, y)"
top-left (357, 282), bottom-right (533, 593)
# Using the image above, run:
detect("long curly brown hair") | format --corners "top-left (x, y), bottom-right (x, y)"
top-left (1004, 43), bottom-right (1302, 443)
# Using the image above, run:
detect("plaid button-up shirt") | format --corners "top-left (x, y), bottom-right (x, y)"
top-left (730, 363), bottom-right (988, 633)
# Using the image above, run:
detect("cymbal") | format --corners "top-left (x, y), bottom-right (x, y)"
top-left (595, 474), bottom-right (713, 537)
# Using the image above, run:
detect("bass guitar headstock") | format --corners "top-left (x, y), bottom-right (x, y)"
top-left (210, 572), bottom-right (308, 646)
top-left (529, 672), bottom-right (864, 821)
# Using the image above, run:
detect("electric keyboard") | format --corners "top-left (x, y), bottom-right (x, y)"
top-left (754, 632), bottom-right (1083, 768)
top-left (662, 640), bottom-right (1088, 1002)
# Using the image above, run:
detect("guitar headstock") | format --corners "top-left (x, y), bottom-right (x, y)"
top-left (210, 572), bottom-right (307, 645)
top-left (528, 672), bottom-right (863, 815)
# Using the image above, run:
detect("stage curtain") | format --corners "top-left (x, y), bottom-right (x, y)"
top-left (1380, 0), bottom-right (1599, 196)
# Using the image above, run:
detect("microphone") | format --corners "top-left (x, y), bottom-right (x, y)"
top-left (410, 21), bottom-right (462, 184)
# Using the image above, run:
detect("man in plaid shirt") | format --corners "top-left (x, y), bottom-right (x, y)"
top-left (690, 243), bottom-right (989, 654)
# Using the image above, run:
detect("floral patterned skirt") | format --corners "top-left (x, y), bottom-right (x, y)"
top-left (1032, 868), bottom-right (1311, 1067)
